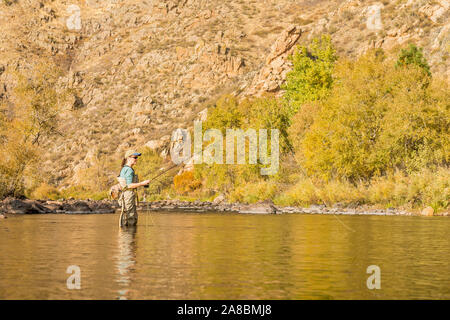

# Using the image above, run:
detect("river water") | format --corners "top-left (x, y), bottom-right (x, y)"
top-left (0, 212), bottom-right (448, 299)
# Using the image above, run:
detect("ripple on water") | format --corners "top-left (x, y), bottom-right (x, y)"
top-left (0, 213), bottom-right (448, 299)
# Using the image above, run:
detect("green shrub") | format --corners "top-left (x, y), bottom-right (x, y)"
top-left (204, 94), bottom-right (291, 154)
top-left (196, 94), bottom-right (292, 195)
top-left (290, 50), bottom-right (449, 181)
top-left (396, 43), bottom-right (431, 76)
top-left (283, 35), bottom-right (337, 116)
top-left (203, 95), bottom-right (243, 132)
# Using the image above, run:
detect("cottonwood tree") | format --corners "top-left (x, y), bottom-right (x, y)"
top-left (0, 62), bottom-right (68, 198)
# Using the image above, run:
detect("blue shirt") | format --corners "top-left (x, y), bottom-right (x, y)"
top-left (119, 165), bottom-right (135, 185)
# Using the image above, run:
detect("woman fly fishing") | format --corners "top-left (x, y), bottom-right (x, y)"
top-left (118, 150), bottom-right (150, 227)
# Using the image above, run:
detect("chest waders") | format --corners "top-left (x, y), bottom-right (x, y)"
top-left (119, 175), bottom-right (139, 227)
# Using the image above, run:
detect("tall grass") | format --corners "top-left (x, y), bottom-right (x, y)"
top-left (232, 167), bottom-right (449, 212)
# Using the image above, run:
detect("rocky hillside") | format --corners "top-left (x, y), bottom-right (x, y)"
top-left (0, 0), bottom-right (448, 188)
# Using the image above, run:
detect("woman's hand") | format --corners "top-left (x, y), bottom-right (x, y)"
top-left (141, 180), bottom-right (151, 186)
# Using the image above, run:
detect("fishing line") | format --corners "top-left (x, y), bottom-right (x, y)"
top-left (142, 162), bottom-right (182, 227)
top-left (332, 213), bottom-right (356, 232)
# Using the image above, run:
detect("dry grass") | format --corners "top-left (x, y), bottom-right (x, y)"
top-left (272, 167), bottom-right (450, 212)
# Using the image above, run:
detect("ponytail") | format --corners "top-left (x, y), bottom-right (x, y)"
top-left (118, 158), bottom-right (127, 176)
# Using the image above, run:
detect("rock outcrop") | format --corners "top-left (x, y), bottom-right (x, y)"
top-left (1, 198), bottom-right (54, 214)
top-left (0, 198), bottom-right (115, 214)
top-left (243, 26), bottom-right (302, 96)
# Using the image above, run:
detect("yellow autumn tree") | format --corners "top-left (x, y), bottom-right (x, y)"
top-left (290, 50), bottom-right (449, 181)
top-left (0, 62), bottom-right (67, 198)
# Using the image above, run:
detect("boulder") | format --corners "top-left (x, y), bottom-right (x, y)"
top-left (239, 200), bottom-right (279, 214)
top-left (44, 201), bottom-right (63, 212)
top-left (1, 198), bottom-right (54, 214)
top-left (213, 194), bottom-right (226, 205)
top-left (421, 206), bottom-right (434, 217)
top-left (87, 200), bottom-right (115, 213)
top-left (145, 139), bottom-right (165, 150)
top-left (61, 200), bottom-right (92, 213)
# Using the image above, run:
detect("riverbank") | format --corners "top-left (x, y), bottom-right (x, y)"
top-left (0, 198), bottom-right (115, 215)
top-left (0, 197), bottom-right (448, 217)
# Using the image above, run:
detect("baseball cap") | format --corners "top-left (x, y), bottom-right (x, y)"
top-left (124, 150), bottom-right (142, 158)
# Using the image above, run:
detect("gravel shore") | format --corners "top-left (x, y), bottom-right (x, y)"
top-left (2, 197), bottom-right (446, 216)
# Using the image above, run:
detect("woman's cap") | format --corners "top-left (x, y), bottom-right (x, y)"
top-left (124, 150), bottom-right (142, 158)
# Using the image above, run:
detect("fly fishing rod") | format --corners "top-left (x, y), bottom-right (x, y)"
top-left (141, 162), bottom-right (183, 226)
top-left (143, 162), bottom-right (182, 188)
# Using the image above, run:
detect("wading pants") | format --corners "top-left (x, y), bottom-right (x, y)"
top-left (119, 190), bottom-right (138, 227)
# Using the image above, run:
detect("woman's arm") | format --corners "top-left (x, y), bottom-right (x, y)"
top-left (126, 180), bottom-right (150, 189)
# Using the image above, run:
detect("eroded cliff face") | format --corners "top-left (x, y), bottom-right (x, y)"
top-left (0, 0), bottom-right (448, 186)
top-left (245, 0), bottom-right (449, 97)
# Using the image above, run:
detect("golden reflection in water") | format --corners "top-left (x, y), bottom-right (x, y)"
top-left (0, 214), bottom-right (448, 299)
top-left (116, 226), bottom-right (137, 300)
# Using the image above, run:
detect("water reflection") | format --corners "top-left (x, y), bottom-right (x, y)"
top-left (0, 214), bottom-right (448, 299)
top-left (116, 226), bottom-right (137, 300)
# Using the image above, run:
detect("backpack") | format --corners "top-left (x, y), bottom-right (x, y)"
top-left (109, 177), bottom-right (127, 200)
